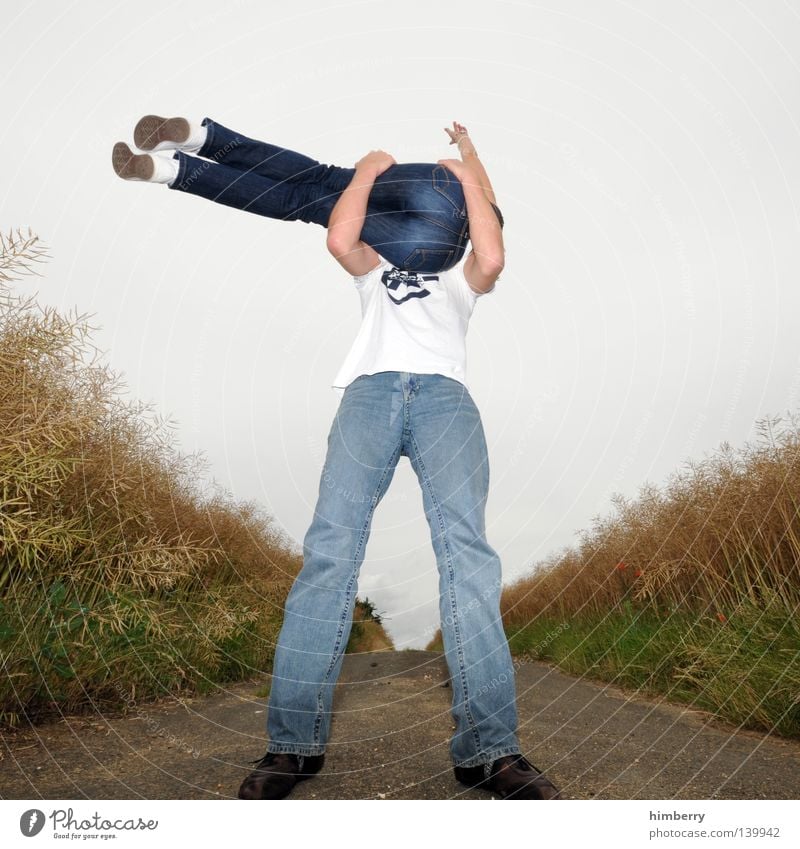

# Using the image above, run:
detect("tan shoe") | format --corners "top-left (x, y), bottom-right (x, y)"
top-left (134, 115), bottom-right (191, 152)
top-left (112, 142), bottom-right (177, 183)
top-left (112, 141), bottom-right (154, 180)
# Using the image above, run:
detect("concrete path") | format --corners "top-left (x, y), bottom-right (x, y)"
top-left (2, 651), bottom-right (798, 800)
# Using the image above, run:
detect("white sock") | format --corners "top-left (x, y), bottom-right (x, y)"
top-left (180, 119), bottom-right (207, 153)
top-left (151, 152), bottom-right (180, 184)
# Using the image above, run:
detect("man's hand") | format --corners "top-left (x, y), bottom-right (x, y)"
top-left (443, 120), bottom-right (469, 145)
top-left (444, 121), bottom-right (478, 157)
top-left (437, 158), bottom-right (475, 182)
top-left (326, 153), bottom-right (392, 277)
top-left (355, 149), bottom-right (396, 177)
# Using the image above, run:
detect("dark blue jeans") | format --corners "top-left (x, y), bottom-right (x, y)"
top-left (168, 117), bottom-right (470, 273)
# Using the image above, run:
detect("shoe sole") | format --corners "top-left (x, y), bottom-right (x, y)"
top-left (134, 115), bottom-right (190, 151)
top-left (112, 142), bottom-right (153, 180)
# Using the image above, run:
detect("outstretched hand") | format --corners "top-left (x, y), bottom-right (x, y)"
top-left (444, 121), bottom-right (469, 144)
top-left (444, 121), bottom-right (477, 157)
top-left (355, 149), bottom-right (396, 176)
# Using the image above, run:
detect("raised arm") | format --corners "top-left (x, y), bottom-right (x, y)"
top-left (444, 121), bottom-right (497, 206)
top-left (326, 149), bottom-right (395, 276)
top-left (438, 149), bottom-right (504, 293)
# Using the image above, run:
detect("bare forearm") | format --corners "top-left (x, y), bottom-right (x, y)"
top-left (440, 124), bottom-right (504, 291)
top-left (458, 145), bottom-right (497, 206)
top-left (326, 166), bottom-right (377, 252)
top-left (327, 149), bottom-right (394, 275)
top-left (462, 169), bottom-right (504, 272)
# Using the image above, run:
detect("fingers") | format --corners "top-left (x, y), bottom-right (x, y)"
top-left (355, 149), bottom-right (396, 169)
top-left (444, 122), bottom-right (469, 145)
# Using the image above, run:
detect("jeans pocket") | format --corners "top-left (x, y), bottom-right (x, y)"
top-left (402, 247), bottom-right (455, 273)
top-left (432, 165), bottom-right (466, 215)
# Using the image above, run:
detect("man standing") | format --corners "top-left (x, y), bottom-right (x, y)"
top-left (238, 126), bottom-right (562, 801)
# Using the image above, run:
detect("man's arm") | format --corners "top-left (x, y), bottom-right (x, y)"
top-left (444, 121), bottom-right (497, 206)
top-left (437, 156), bottom-right (504, 294)
top-left (326, 149), bottom-right (395, 277)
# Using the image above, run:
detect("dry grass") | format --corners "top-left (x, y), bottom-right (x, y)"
top-left (501, 416), bottom-right (800, 625)
top-left (497, 413), bottom-right (800, 736)
top-left (346, 598), bottom-right (394, 653)
top-left (0, 229), bottom-right (302, 727)
top-left (420, 407), bottom-right (800, 734)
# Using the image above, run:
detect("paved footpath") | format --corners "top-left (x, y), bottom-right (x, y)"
top-left (2, 651), bottom-right (799, 800)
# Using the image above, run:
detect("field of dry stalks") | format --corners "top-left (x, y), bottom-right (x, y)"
top-left (0, 229), bottom-right (304, 727)
top-left (498, 413), bottom-right (800, 737)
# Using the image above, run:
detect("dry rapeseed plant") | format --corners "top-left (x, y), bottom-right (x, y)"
top-left (0, 226), bottom-right (50, 287)
top-left (0, 228), bottom-right (302, 726)
top-left (500, 413), bottom-right (800, 627)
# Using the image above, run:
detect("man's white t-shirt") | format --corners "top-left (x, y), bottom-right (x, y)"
top-left (331, 254), bottom-right (494, 398)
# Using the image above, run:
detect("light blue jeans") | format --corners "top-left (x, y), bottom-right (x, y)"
top-left (265, 371), bottom-right (521, 768)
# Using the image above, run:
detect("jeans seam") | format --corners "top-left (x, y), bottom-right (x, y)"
top-left (414, 213), bottom-right (464, 239)
top-left (432, 165), bottom-right (463, 214)
top-left (409, 430), bottom-right (483, 758)
top-left (310, 436), bottom-right (402, 747)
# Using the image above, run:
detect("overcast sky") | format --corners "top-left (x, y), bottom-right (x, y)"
top-left (4, 0), bottom-right (799, 649)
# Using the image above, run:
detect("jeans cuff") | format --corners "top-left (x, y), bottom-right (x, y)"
top-left (168, 150), bottom-right (188, 190)
top-left (198, 116), bottom-right (215, 159)
top-left (266, 743), bottom-right (326, 757)
top-left (452, 746), bottom-right (522, 770)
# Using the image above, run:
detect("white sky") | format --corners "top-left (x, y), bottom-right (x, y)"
top-left (3, 0), bottom-right (799, 648)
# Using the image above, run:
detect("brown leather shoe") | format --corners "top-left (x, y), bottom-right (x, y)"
top-left (454, 754), bottom-right (562, 799)
top-left (237, 751), bottom-right (325, 800)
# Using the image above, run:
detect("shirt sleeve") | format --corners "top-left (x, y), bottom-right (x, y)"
top-left (353, 258), bottom-right (389, 289)
top-left (449, 255), bottom-right (497, 302)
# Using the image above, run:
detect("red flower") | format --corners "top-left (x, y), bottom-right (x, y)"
top-left (716, 612), bottom-right (727, 623)
top-left (634, 569), bottom-right (643, 577)
top-left (616, 562), bottom-right (627, 570)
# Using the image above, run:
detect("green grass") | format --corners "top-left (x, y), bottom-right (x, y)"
top-left (506, 598), bottom-right (800, 739)
top-left (0, 580), bottom-right (284, 726)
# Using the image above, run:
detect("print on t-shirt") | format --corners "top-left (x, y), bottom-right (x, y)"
top-left (381, 267), bottom-right (440, 305)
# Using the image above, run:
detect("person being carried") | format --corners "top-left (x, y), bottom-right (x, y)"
top-left (112, 117), bottom-right (504, 274)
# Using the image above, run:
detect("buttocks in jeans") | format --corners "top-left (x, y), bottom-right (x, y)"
top-left (264, 371), bottom-right (522, 768)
